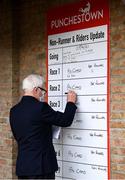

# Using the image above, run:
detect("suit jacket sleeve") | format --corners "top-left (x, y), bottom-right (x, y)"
top-left (9, 109), bottom-right (18, 140)
top-left (41, 102), bottom-right (77, 127)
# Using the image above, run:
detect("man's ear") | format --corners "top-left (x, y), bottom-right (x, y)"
top-left (33, 87), bottom-right (37, 93)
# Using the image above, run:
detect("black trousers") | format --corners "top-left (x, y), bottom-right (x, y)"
top-left (18, 172), bottom-right (55, 179)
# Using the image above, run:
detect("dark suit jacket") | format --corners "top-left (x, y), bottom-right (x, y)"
top-left (9, 96), bottom-right (77, 176)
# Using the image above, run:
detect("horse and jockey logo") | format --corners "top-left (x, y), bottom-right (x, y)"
top-left (79, 2), bottom-right (91, 14)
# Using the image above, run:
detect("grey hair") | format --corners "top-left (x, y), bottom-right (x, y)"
top-left (22, 74), bottom-right (44, 91)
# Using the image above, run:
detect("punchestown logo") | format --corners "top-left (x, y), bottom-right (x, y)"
top-left (79, 2), bottom-right (91, 14)
top-left (50, 2), bottom-right (104, 29)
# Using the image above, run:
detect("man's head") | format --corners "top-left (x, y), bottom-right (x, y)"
top-left (22, 74), bottom-right (47, 101)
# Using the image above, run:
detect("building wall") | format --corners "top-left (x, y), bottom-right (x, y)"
top-left (0, 0), bottom-right (125, 179)
top-left (110, 0), bottom-right (125, 179)
top-left (0, 0), bottom-right (13, 178)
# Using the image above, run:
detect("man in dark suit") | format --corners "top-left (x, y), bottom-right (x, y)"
top-left (9, 74), bottom-right (77, 179)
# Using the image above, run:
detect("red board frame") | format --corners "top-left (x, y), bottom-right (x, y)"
top-left (46, 0), bottom-right (110, 179)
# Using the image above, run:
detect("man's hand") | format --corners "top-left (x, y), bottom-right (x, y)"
top-left (67, 90), bottom-right (77, 103)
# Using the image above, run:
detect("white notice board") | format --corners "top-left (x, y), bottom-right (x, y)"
top-left (47, 0), bottom-right (110, 179)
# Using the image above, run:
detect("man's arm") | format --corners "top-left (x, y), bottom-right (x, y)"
top-left (42, 91), bottom-right (77, 127)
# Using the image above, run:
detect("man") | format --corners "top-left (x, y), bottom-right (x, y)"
top-left (9, 74), bottom-right (77, 179)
